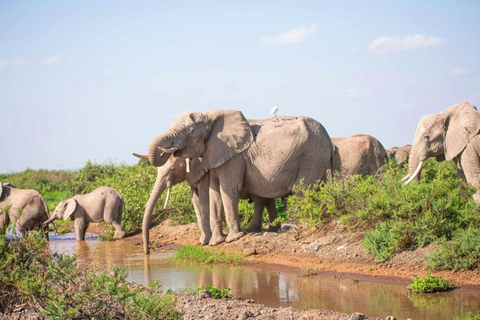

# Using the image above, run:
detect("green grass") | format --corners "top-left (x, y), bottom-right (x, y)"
top-left (407, 273), bottom-right (451, 293)
top-left (175, 285), bottom-right (232, 299)
top-left (454, 313), bottom-right (480, 320)
top-left (172, 245), bottom-right (245, 265)
top-left (0, 233), bottom-right (180, 319)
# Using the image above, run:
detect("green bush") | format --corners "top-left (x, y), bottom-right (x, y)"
top-left (426, 225), bottom-right (480, 270)
top-left (454, 313), bottom-right (480, 320)
top-left (176, 285), bottom-right (232, 299)
top-left (407, 273), bottom-right (450, 293)
top-left (288, 159), bottom-right (480, 263)
top-left (0, 233), bottom-right (179, 319)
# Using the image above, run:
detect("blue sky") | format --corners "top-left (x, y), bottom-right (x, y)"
top-left (1, 0), bottom-right (479, 172)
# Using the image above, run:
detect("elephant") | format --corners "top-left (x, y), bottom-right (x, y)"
top-left (403, 102), bottom-right (480, 203)
top-left (331, 134), bottom-right (387, 176)
top-left (386, 145), bottom-right (412, 165)
top-left (43, 187), bottom-right (126, 240)
top-left (131, 153), bottom-right (279, 254)
top-left (0, 182), bottom-right (50, 238)
top-left (145, 110), bottom-right (334, 247)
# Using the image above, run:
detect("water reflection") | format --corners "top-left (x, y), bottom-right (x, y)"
top-left (49, 232), bottom-right (480, 320)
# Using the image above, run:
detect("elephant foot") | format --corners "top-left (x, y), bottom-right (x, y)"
top-left (267, 223), bottom-right (281, 232)
top-left (246, 226), bottom-right (262, 233)
top-left (225, 231), bottom-right (245, 243)
top-left (113, 230), bottom-right (126, 239)
top-left (199, 232), bottom-right (212, 245)
top-left (473, 192), bottom-right (480, 204)
top-left (209, 233), bottom-right (227, 246)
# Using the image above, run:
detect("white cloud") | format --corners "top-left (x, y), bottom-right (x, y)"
top-left (369, 34), bottom-right (447, 54)
top-left (261, 24), bottom-right (316, 46)
top-left (450, 67), bottom-right (473, 77)
top-left (41, 55), bottom-right (60, 64)
top-left (0, 57), bottom-right (28, 70)
top-left (104, 67), bottom-right (120, 77)
top-left (336, 88), bottom-right (369, 98)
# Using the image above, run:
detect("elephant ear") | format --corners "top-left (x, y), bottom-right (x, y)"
top-left (201, 110), bottom-right (253, 169)
top-left (186, 158), bottom-right (207, 185)
top-left (63, 199), bottom-right (77, 220)
top-left (444, 102), bottom-right (480, 161)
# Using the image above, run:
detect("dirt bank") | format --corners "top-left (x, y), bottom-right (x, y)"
top-left (129, 219), bottom-right (480, 290)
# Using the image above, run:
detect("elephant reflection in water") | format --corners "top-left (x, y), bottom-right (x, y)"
top-left (73, 239), bottom-right (127, 272)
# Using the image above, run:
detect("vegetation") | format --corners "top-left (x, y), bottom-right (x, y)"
top-left (454, 313), bottom-right (480, 320)
top-left (172, 245), bottom-right (245, 265)
top-left (3, 158), bottom-right (480, 269)
top-left (288, 159), bottom-right (480, 264)
top-left (0, 233), bottom-right (180, 319)
top-left (407, 273), bottom-right (450, 293)
top-left (175, 285), bottom-right (232, 299)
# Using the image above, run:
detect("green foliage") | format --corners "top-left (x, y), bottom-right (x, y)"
top-left (454, 312), bottom-right (480, 320)
top-left (426, 225), bottom-right (480, 270)
top-left (0, 234), bottom-right (179, 319)
top-left (0, 168), bottom-right (75, 194)
top-left (172, 245), bottom-right (245, 265)
top-left (288, 159), bottom-right (480, 263)
top-left (407, 273), bottom-right (450, 293)
top-left (176, 285), bottom-right (232, 299)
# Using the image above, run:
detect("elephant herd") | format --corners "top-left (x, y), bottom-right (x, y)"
top-left (2, 102), bottom-right (479, 254)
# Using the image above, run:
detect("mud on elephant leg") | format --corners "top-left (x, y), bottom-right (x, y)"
top-left (74, 217), bottom-right (88, 241)
top-left (209, 175), bottom-right (227, 246)
top-left (112, 221), bottom-right (126, 239)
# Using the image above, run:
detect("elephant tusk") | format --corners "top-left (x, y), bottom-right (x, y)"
top-left (158, 146), bottom-right (178, 153)
top-left (400, 174), bottom-right (410, 182)
top-left (163, 187), bottom-right (171, 210)
top-left (132, 152), bottom-right (149, 159)
top-left (404, 161), bottom-right (424, 186)
top-left (186, 158), bottom-right (190, 173)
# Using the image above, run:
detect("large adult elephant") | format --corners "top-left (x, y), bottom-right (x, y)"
top-left (386, 145), bottom-right (412, 165)
top-left (132, 153), bottom-right (279, 254)
top-left (146, 110), bottom-right (334, 246)
top-left (0, 182), bottom-right (50, 238)
top-left (331, 134), bottom-right (387, 176)
top-left (403, 102), bottom-right (480, 202)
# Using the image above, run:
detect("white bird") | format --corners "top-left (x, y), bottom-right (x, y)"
top-left (271, 102), bottom-right (278, 117)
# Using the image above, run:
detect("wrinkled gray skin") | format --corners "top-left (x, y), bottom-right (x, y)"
top-left (386, 145), bottom-right (412, 165)
top-left (0, 182), bottom-right (50, 239)
top-left (404, 102), bottom-right (480, 203)
top-left (331, 134), bottom-right (387, 176)
top-left (132, 154), bottom-right (278, 255)
top-left (147, 110), bottom-right (333, 246)
top-left (43, 187), bottom-right (126, 240)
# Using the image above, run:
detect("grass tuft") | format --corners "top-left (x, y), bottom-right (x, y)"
top-left (172, 245), bottom-right (245, 265)
top-left (407, 273), bottom-right (450, 293)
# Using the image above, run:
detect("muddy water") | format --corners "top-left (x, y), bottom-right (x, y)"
top-left (49, 232), bottom-right (480, 320)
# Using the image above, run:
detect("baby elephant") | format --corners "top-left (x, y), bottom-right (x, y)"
top-left (43, 187), bottom-right (126, 240)
top-left (0, 182), bottom-right (50, 238)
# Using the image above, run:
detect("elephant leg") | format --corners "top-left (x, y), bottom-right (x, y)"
top-left (219, 186), bottom-right (244, 243)
top-left (458, 144), bottom-right (480, 203)
top-left (112, 221), bottom-right (126, 239)
top-left (266, 199), bottom-right (280, 232)
top-left (0, 212), bottom-right (8, 234)
top-left (192, 176), bottom-right (211, 245)
top-left (209, 175), bottom-right (226, 246)
top-left (247, 196), bottom-right (266, 233)
top-left (74, 217), bottom-right (87, 241)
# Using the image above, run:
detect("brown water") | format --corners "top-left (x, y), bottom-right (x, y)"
top-left (49, 232), bottom-right (480, 320)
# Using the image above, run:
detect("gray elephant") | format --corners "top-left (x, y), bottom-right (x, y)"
top-left (403, 102), bottom-right (480, 202)
top-left (331, 134), bottom-right (387, 176)
top-left (43, 187), bottom-right (126, 240)
top-left (386, 145), bottom-right (412, 165)
top-left (0, 182), bottom-right (50, 238)
top-left (131, 153), bottom-right (279, 254)
top-left (145, 110), bottom-right (333, 246)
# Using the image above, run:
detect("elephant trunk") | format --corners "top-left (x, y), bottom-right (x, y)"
top-left (148, 130), bottom-right (179, 167)
top-left (143, 168), bottom-right (169, 254)
top-left (43, 214), bottom-right (57, 227)
top-left (404, 146), bottom-right (425, 185)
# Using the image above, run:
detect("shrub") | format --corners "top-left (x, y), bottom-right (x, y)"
top-left (0, 233), bottom-right (180, 319)
top-left (407, 273), bottom-right (450, 293)
top-left (454, 313), bottom-right (480, 320)
top-left (176, 285), bottom-right (232, 299)
top-left (426, 225), bottom-right (480, 270)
